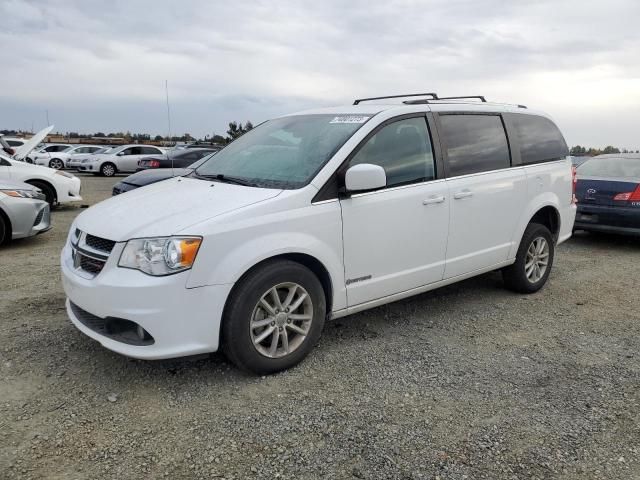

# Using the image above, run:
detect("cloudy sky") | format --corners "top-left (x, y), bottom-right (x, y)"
top-left (1, 0), bottom-right (639, 148)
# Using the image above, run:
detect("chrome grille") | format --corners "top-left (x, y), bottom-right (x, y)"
top-left (70, 230), bottom-right (115, 278)
top-left (85, 234), bottom-right (116, 253)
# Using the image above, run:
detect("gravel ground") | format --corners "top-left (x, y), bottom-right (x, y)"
top-left (1, 174), bottom-right (639, 480)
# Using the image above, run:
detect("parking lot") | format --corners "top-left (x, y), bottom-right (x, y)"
top-left (1, 174), bottom-right (639, 479)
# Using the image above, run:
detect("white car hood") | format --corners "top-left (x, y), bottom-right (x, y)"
top-left (7, 158), bottom-right (58, 177)
top-left (13, 125), bottom-right (54, 160)
top-left (74, 177), bottom-right (282, 241)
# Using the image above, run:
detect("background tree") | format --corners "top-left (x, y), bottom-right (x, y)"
top-left (225, 121), bottom-right (254, 143)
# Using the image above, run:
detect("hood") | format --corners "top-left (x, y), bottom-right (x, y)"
top-left (122, 168), bottom-right (191, 186)
top-left (0, 179), bottom-right (39, 190)
top-left (7, 158), bottom-right (58, 176)
top-left (74, 176), bottom-right (282, 241)
top-left (13, 125), bottom-right (54, 160)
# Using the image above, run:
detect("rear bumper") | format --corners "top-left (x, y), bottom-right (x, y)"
top-left (575, 204), bottom-right (640, 234)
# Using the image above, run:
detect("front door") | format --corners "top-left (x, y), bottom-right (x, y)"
top-left (340, 116), bottom-right (449, 307)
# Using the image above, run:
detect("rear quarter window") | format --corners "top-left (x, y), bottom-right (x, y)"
top-left (512, 114), bottom-right (568, 164)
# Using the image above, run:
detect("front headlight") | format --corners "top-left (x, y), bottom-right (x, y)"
top-left (118, 237), bottom-right (202, 276)
top-left (55, 170), bottom-right (74, 178)
top-left (0, 188), bottom-right (40, 199)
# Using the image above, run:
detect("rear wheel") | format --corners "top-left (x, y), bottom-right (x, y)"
top-left (503, 223), bottom-right (554, 293)
top-left (25, 180), bottom-right (56, 207)
top-left (100, 162), bottom-right (116, 177)
top-left (49, 158), bottom-right (64, 170)
top-left (222, 260), bottom-right (326, 374)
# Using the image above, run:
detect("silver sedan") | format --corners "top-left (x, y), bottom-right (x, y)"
top-left (0, 180), bottom-right (51, 244)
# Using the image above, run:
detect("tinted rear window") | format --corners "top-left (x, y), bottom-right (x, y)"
top-left (512, 114), bottom-right (568, 164)
top-left (578, 157), bottom-right (640, 178)
top-left (439, 114), bottom-right (511, 177)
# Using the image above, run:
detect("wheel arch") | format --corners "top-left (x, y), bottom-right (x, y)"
top-left (529, 205), bottom-right (561, 242)
top-left (24, 178), bottom-right (58, 204)
top-left (224, 252), bottom-right (334, 315)
top-left (0, 206), bottom-right (12, 242)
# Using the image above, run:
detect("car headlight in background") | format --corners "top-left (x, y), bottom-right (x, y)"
top-left (119, 237), bottom-right (202, 276)
top-left (55, 170), bottom-right (74, 178)
top-left (0, 188), bottom-right (41, 199)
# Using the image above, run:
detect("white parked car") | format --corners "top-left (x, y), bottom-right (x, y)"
top-left (61, 94), bottom-right (576, 374)
top-left (66, 146), bottom-right (114, 170)
top-left (0, 153), bottom-right (82, 206)
top-left (33, 145), bottom-right (103, 170)
top-left (78, 144), bottom-right (166, 176)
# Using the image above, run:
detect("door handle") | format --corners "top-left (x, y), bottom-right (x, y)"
top-left (423, 195), bottom-right (445, 205)
top-left (453, 190), bottom-right (473, 200)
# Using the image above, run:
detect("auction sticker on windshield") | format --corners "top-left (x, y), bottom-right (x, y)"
top-left (329, 116), bottom-right (370, 124)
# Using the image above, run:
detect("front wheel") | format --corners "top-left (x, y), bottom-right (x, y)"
top-left (502, 223), bottom-right (555, 293)
top-left (0, 214), bottom-right (8, 244)
top-left (100, 163), bottom-right (116, 177)
top-left (222, 260), bottom-right (326, 374)
top-left (25, 180), bottom-right (56, 207)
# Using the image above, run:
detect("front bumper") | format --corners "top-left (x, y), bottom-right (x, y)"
top-left (6, 198), bottom-right (51, 239)
top-left (61, 241), bottom-right (232, 359)
top-left (57, 176), bottom-right (83, 204)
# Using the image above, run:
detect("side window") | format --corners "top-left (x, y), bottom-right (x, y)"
top-left (512, 114), bottom-right (568, 164)
top-left (74, 147), bottom-right (87, 154)
top-left (349, 117), bottom-right (435, 188)
top-left (141, 147), bottom-right (162, 155)
top-left (120, 147), bottom-right (135, 155)
top-left (7, 140), bottom-right (23, 147)
top-left (45, 146), bottom-right (58, 152)
top-left (88, 147), bottom-right (101, 153)
top-left (439, 114), bottom-right (511, 177)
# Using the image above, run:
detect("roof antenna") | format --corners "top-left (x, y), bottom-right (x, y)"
top-left (165, 80), bottom-right (174, 177)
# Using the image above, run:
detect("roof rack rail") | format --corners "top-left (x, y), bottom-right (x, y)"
top-left (404, 95), bottom-right (487, 105)
top-left (437, 95), bottom-right (486, 102)
top-left (353, 92), bottom-right (439, 105)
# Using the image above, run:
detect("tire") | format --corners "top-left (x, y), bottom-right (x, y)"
top-left (222, 260), bottom-right (326, 375)
top-left (25, 180), bottom-right (56, 207)
top-left (49, 158), bottom-right (64, 170)
top-left (100, 163), bottom-right (116, 177)
top-left (502, 223), bottom-right (555, 293)
top-left (0, 212), bottom-right (8, 245)
top-left (26, 157), bottom-right (33, 164)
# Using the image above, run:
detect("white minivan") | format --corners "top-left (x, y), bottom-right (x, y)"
top-left (61, 94), bottom-right (576, 374)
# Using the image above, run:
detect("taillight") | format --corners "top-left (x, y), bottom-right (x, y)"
top-left (571, 166), bottom-right (577, 204)
top-left (3, 147), bottom-right (15, 156)
top-left (149, 160), bottom-right (160, 168)
top-left (613, 184), bottom-right (640, 202)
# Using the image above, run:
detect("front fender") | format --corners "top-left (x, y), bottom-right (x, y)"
top-left (186, 201), bottom-right (346, 311)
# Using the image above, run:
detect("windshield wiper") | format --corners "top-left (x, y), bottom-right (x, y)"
top-left (193, 172), bottom-right (257, 187)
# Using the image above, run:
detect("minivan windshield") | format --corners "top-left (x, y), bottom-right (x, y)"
top-left (194, 114), bottom-right (372, 189)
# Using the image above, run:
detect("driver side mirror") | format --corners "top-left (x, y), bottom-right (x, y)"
top-left (117, 151), bottom-right (125, 156)
top-left (344, 164), bottom-right (386, 192)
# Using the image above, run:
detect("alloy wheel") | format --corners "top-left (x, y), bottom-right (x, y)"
top-left (50, 159), bottom-right (63, 169)
top-left (525, 236), bottom-right (549, 283)
top-left (250, 282), bottom-right (313, 358)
